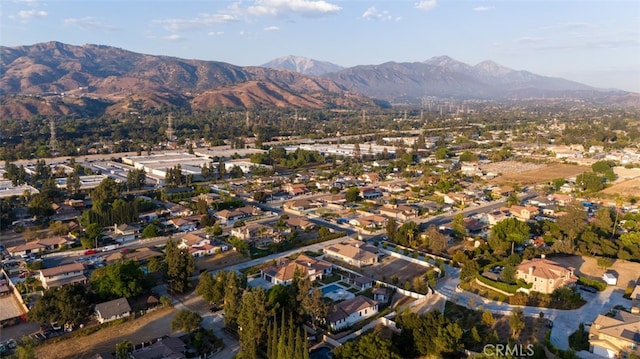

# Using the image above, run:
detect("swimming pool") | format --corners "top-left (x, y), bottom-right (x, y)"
top-left (321, 284), bottom-right (343, 295)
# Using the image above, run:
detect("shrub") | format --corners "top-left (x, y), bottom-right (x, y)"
top-left (577, 277), bottom-right (607, 291)
top-left (476, 274), bottom-right (519, 294)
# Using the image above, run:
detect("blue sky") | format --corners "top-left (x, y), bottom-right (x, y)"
top-left (2, 0), bottom-right (639, 92)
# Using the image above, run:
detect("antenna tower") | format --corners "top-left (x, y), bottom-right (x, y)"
top-left (166, 113), bottom-right (175, 141)
top-left (49, 118), bottom-right (57, 152)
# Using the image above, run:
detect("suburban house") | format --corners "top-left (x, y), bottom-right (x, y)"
top-left (95, 297), bottom-right (131, 324)
top-left (589, 310), bottom-right (640, 358)
top-left (509, 205), bottom-right (539, 221)
top-left (231, 223), bottom-right (279, 243)
top-left (168, 204), bottom-right (194, 217)
top-left (360, 188), bottom-right (383, 200)
top-left (261, 254), bottom-right (333, 286)
top-left (444, 192), bottom-right (470, 206)
top-left (178, 233), bottom-right (227, 257)
top-left (284, 199), bottom-right (315, 212)
top-left (379, 205), bottom-right (417, 222)
top-left (285, 216), bottom-right (316, 231)
top-left (323, 240), bottom-right (379, 267)
top-left (515, 257), bottom-right (577, 294)
top-left (361, 173), bottom-right (381, 183)
top-left (327, 295), bottom-right (379, 331)
top-left (283, 183), bottom-right (309, 196)
top-left (484, 209), bottom-right (510, 226)
top-left (38, 263), bottom-right (86, 289)
top-left (168, 217), bottom-right (198, 232)
top-left (113, 223), bottom-right (141, 242)
top-left (349, 215), bottom-right (387, 229)
top-left (215, 206), bottom-right (262, 224)
top-left (7, 242), bottom-right (46, 257)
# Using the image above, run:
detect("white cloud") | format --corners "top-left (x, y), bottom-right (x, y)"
top-left (518, 37), bottom-right (546, 44)
top-left (264, 25), bottom-right (280, 31)
top-left (362, 6), bottom-right (398, 22)
top-left (63, 17), bottom-right (118, 31)
top-left (415, 0), bottom-right (437, 11)
top-left (473, 6), bottom-right (494, 12)
top-left (155, 13), bottom-right (238, 32)
top-left (16, 9), bottom-right (47, 19)
top-left (208, 31), bottom-right (224, 36)
top-left (244, 0), bottom-right (341, 18)
top-left (162, 34), bottom-right (185, 42)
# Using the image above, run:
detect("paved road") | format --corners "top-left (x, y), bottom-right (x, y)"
top-left (433, 267), bottom-right (631, 350)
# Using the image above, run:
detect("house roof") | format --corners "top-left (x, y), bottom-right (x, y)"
top-left (7, 241), bottom-right (46, 253)
top-left (95, 297), bottom-right (131, 320)
top-left (181, 233), bottom-right (207, 246)
top-left (515, 258), bottom-right (574, 280)
top-left (591, 311), bottom-right (640, 350)
top-left (262, 254), bottom-right (331, 282)
top-left (328, 295), bottom-right (377, 323)
top-left (40, 263), bottom-right (85, 278)
top-left (37, 236), bottom-right (73, 246)
top-left (324, 241), bottom-right (378, 263)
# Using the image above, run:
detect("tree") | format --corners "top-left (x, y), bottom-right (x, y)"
top-left (459, 151), bottom-right (479, 162)
top-left (172, 309), bottom-right (202, 333)
top-left (424, 225), bottom-right (447, 253)
top-left (195, 198), bottom-right (209, 215)
top-left (28, 284), bottom-right (94, 326)
top-left (460, 259), bottom-right (479, 282)
top-left (90, 260), bottom-right (147, 299)
top-left (318, 226), bottom-right (330, 238)
top-left (335, 332), bottom-right (401, 359)
top-left (509, 308), bottom-right (525, 338)
top-left (557, 201), bottom-right (588, 244)
top-left (482, 309), bottom-right (495, 327)
top-left (488, 217), bottom-right (530, 253)
top-left (49, 221), bottom-right (69, 236)
top-left (147, 256), bottom-right (167, 275)
top-left (451, 213), bottom-right (467, 240)
top-left (597, 257), bottom-right (613, 270)
top-left (91, 177), bottom-right (121, 205)
top-left (345, 187), bottom-right (360, 203)
top-left (253, 191), bottom-right (268, 203)
top-left (27, 194), bottom-right (54, 218)
top-left (141, 224), bottom-right (159, 239)
top-left (115, 340), bottom-right (133, 359)
top-left (237, 287), bottom-right (269, 359)
top-left (385, 218), bottom-right (397, 241)
top-left (165, 239), bottom-right (195, 294)
top-left (435, 147), bottom-right (450, 160)
top-left (85, 223), bottom-right (103, 245)
top-left (212, 223), bottom-right (223, 236)
top-left (223, 271), bottom-right (244, 327)
top-left (500, 265), bottom-right (517, 284)
top-left (296, 278), bottom-right (327, 329)
top-left (196, 271), bottom-right (227, 305)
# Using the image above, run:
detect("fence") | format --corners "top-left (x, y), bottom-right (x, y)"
top-left (337, 316), bottom-right (401, 344)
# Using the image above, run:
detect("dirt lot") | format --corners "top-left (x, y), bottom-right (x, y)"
top-left (195, 250), bottom-right (248, 272)
top-left (0, 294), bottom-right (25, 322)
top-left (491, 163), bottom-right (590, 186)
top-left (35, 306), bottom-right (177, 359)
top-left (552, 255), bottom-right (640, 289)
top-left (601, 177), bottom-right (640, 199)
top-left (360, 256), bottom-right (431, 284)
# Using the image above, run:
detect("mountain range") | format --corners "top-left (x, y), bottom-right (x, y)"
top-left (0, 42), bottom-right (637, 120)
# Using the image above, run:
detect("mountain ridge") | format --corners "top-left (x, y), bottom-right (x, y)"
top-left (1, 41), bottom-right (638, 120)
top-left (261, 55), bottom-right (344, 76)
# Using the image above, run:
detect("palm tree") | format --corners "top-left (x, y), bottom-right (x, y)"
top-left (116, 339), bottom-right (133, 359)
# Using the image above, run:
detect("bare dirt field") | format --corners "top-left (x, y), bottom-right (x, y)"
top-left (491, 163), bottom-right (591, 186)
top-left (601, 177), bottom-right (640, 199)
top-left (551, 255), bottom-right (640, 289)
top-left (36, 306), bottom-right (177, 359)
top-left (360, 256), bottom-right (431, 284)
top-left (195, 250), bottom-right (248, 272)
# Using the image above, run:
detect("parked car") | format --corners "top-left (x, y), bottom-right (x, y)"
top-left (84, 249), bottom-right (98, 255)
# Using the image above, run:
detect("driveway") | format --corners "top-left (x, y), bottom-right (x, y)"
top-left (433, 267), bottom-right (631, 350)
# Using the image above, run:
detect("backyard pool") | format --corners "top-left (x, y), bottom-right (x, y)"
top-left (321, 284), bottom-right (343, 295)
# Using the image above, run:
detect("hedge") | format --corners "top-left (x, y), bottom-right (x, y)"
top-left (476, 274), bottom-right (520, 294)
top-left (577, 277), bottom-right (607, 291)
